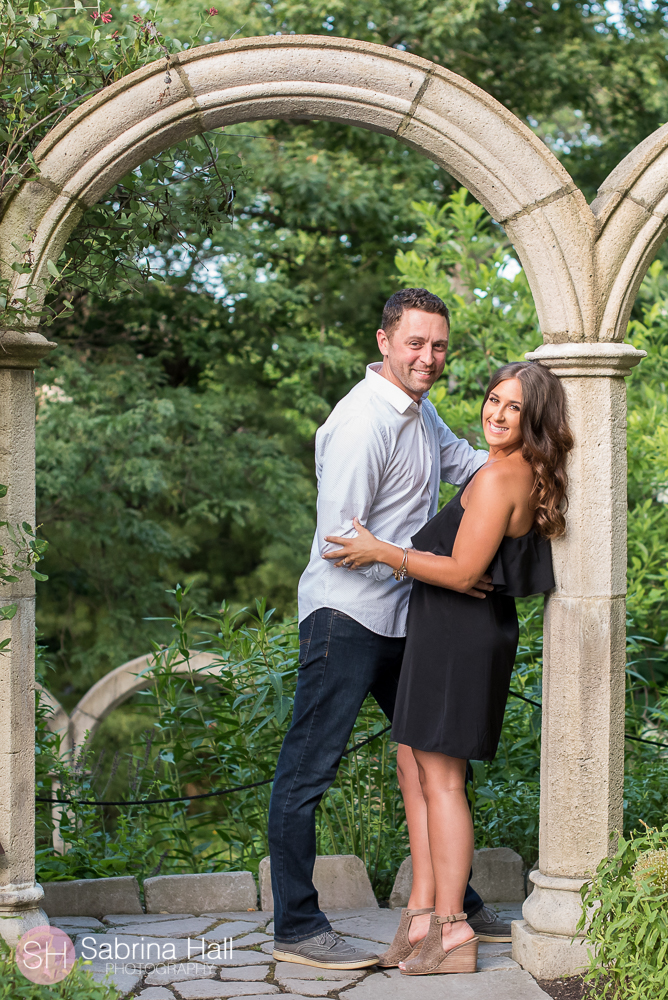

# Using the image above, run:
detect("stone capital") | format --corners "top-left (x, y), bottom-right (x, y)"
top-left (0, 330), bottom-right (57, 370)
top-left (525, 341), bottom-right (646, 377)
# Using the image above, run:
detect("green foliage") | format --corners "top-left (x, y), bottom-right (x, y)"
top-left (0, 939), bottom-right (118, 1000)
top-left (580, 825), bottom-right (668, 1000)
top-left (36, 594), bottom-right (406, 895)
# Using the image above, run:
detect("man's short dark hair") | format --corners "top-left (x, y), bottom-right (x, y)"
top-left (381, 288), bottom-right (450, 336)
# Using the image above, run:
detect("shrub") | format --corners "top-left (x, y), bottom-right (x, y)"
top-left (580, 824), bottom-right (668, 999)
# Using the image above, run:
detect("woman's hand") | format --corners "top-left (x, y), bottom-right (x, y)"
top-left (323, 517), bottom-right (390, 569)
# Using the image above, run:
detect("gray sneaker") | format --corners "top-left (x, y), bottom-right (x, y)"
top-left (467, 904), bottom-right (513, 943)
top-left (272, 929), bottom-right (379, 969)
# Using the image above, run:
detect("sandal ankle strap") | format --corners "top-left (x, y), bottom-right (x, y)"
top-left (434, 911), bottom-right (468, 924)
top-left (406, 906), bottom-right (436, 917)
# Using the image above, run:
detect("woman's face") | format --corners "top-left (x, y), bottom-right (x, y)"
top-left (482, 377), bottom-right (524, 450)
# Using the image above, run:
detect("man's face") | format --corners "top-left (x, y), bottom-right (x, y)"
top-left (376, 309), bottom-right (449, 401)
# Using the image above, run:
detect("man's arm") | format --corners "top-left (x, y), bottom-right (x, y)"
top-left (432, 405), bottom-right (488, 485)
top-left (316, 415), bottom-right (394, 581)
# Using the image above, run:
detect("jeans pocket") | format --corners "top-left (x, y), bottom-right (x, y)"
top-left (298, 612), bottom-right (317, 665)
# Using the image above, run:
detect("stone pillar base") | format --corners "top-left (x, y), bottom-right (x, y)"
top-left (0, 906), bottom-right (50, 948)
top-left (0, 882), bottom-right (49, 947)
top-left (512, 919), bottom-right (592, 980)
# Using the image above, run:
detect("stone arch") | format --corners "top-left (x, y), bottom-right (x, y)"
top-left (37, 651), bottom-right (220, 756)
top-left (0, 33), bottom-right (663, 359)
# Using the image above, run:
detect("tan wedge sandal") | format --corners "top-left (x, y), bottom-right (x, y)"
top-left (400, 911), bottom-right (479, 975)
top-left (376, 906), bottom-right (435, 968)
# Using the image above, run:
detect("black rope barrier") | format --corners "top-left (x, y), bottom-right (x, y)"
top-left (35, 725), bottom-right (392, 807)
top-left (507, 690), bottom-right (668, 750)
top-left (36, 688), bottom-right (668, 810)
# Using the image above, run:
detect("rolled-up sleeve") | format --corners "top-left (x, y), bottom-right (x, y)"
top-left (316, 417), bottom-right (394, 581)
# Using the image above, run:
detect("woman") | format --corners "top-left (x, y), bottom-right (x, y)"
top-left (323, 361), bottom-right (573, 976)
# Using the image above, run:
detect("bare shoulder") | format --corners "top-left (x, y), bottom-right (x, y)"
top-left (469, 458), bottom-right (533, 500)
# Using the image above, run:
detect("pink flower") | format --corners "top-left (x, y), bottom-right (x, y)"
top-left (207, 7), bottom-right (218, 14)
top-left (133, 13), bottom-right (143, 21)
top-left (101, 8), bottom-right (112, 23)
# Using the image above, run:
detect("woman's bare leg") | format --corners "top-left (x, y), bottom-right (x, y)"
top-left (396, 743), bottom-right (433, 946)
top-left (404, 749), bottom-right (475, 955)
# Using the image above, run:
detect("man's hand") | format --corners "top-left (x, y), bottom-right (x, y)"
top-left (466, 574), bottom-right (493, 599)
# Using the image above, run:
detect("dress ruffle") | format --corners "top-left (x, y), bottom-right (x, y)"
top-left (487, 529), bottom-right (555, 598)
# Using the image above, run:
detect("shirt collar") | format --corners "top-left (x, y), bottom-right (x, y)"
top-left (365, 363), bottom-right (428, 414)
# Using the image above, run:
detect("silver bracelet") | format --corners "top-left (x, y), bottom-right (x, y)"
top-left (392, 547), bottom-right (409, 581)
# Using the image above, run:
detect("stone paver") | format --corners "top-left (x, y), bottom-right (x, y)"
top-left (145, 964), bottom-right (217, 984)
top-left (279, 982), bottom-right (355, 997)
top-left (328, 908), bottom-right (400, 944)
top-left (51, 916), bottom-right (105, 932)
top-left (217, 966), bottom-right (270, 981)
top-left (89, 967), bottom-right (142, 993)
top-left (104, 914), bottom-right (195, 926)
top-left (57, 906), bottom-right (553, 999)
top-left (233, 933), bottom-right (273, 948)
top-left (340, 936), bottom-right (384, 952)
top-left (116, 918), bottom-right (213, 938)
top-left (344, 968), bottom-right (551, 999)
top-left (200, 951), bottom-right (271, 967)
top-left (274, 962), bottom-right (364, 981)
top-left (478, 955), bottom-right (520, 972)
top-left (173, 984), bottom-right (279, 999)
top-left (203, 921), bottom-right (262, 941)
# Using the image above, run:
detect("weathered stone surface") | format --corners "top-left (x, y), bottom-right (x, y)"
top-left (470, 848), bottom-right (525, 902)
top-left (233, 933), bottom-right (273, 948)
top-left (217, 966), bottom-right (269, 981)
top-left (137, 988), bottom-right (176, 1000)
top-left (274, 962), bottom-right (365, 981)
top-left (260, 856), bottom-right (377, 912)
top-left (512, 919), bottom-right (591, 979)
top-left (388, 857), bottom-right (412, 909)
top-left (104, 913), bottom-right (194, 926)
top-left (51, 916), bottom-right (105, 931)
top-left (173, 983), bottom-right (278, 999)
top-left (200, 951), bottom-right (271, 967)
top-left (202, 921), bottom-right (261, 941)
top-left (118, 918), bottom-right (213, 938)
top-left (41, 876), bottom-right (143, 917)
top-left (145, 873), bottom-right (257, 915)
top-left (278, 981), bottom-right (358, 997)
top-left (477, 955), bottom-right (520, 972)
top-left (328, 908), bottom-right (399, 945)
top-left (90, 967), bottom-right (142, 993)
top-left (344, 967), bottom-right (551, 999)
top-left (389, 848), bottom-right (525, 907)
top-left (145, 964), bottom-right (216, 984)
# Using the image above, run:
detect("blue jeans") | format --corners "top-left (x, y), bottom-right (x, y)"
top-left (268, 608), bottom-right (483, 943)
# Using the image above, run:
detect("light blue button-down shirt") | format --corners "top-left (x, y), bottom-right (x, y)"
top-left (298, 363), bottom-right (488, 637)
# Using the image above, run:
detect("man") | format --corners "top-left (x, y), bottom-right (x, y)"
top-left (268, 287), bottom-right (513, 970)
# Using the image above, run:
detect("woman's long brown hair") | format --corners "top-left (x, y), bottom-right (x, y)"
top-left (481, 362), bottom-right (574, 539)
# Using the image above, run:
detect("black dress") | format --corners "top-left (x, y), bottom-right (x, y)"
top-left (391, 473), bottom-right (554, 761)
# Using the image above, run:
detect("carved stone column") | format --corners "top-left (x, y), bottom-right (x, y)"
top-left (0, 330), bottom-right (56, 945)
top-left (512, 343), bottom-right (645, 978)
